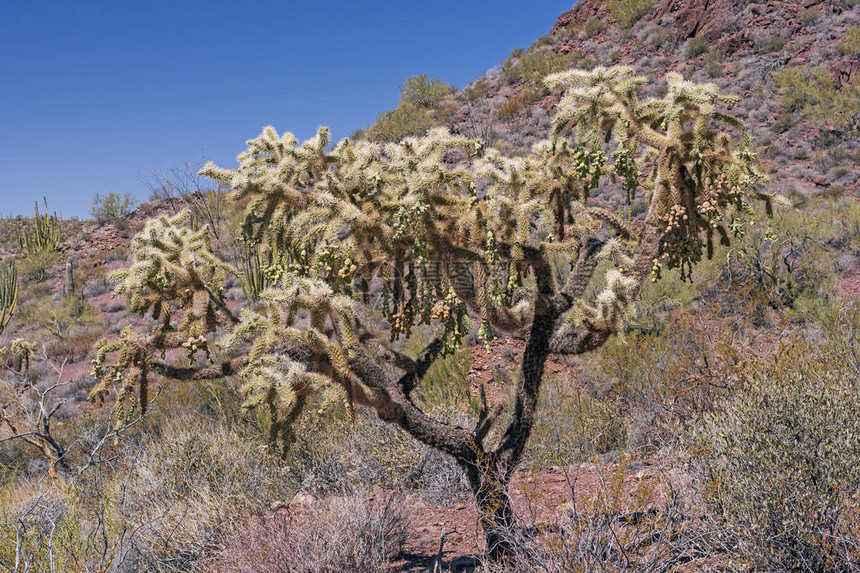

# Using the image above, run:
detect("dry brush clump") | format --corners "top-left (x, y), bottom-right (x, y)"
top-left (205, 492), bottom-right (408, 573)
top-left (691, 311), bottom-right (860, 572)
top-left (0, 403), bottom-right (294, 573)
top-left (484, 457), bottom-right (712, 572)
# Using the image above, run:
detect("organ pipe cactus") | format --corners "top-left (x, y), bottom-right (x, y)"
top-left (0, 260), bottom-right (17, 336)
top-left (18, 198), bottom-right (62, 256)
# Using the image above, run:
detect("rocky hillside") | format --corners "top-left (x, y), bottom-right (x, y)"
top-left (443, 0), bottom-right (858, 202)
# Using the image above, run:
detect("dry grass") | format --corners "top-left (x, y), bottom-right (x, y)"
top-left (204, 492), bottom-right (408, 573)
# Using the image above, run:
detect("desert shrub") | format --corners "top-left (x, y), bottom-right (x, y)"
top-left (838, 26), bottom-right (860, 59)
top-left (607, 0), bottom-right (658, 29)
top-left (90, 191), bottom-right (136, 223)
top-left (0, 396), bottom-right (294, 572)
top-left (497, 88), bottom-right (541, 119)
top-left (649, 28), bottom-right (674, 49)
top-left (464, 76), bottom-right (491, 101)
top-left (529, 35), bottom-right (555, 51)
top-left (800, 8), bottom-right (819, 25)
top-left (685, 36), bottom-right (709, 59)
top-left (17, 249), bottom-right (61, 282)
top-left (207, 492), bottom-right (407, 573)
top-left (411, 337), bottom-right (473, 412)
top-left (524, 377), bottom-right (625, 467)
top-left (142, 162), bottom-right (230, 239)
top-left (366, 102), bottom-right (436, 142)
top-left (774, 66), bottom-right (860, 131)
top-left (759, 33), bottom-right (787, 53)
top-left (583, 16), bottom-right (605, 38)
top-left (703, 51), bottom-right (724, 77)
top-left (516, 50), bottom-right (579, 84)
top-left (581, 310), bottom-right (739, 451)
top-left (366, 74), bottom-right (454, 142)
top-left (283, 405), bottom-right (469, 501)
top-left (723, 199), bottom-right (846, 310)
top-left (691, 341), bottom-right (860, 571)
top-left (21, 296), bottom-right (101, 343)
top-left (399, 73), bottom-right (455, 108)
top-left (95, 410), bottom-right (289, 570)
top-left (0, 483), bottom-right (74, 571)
top-left (486, 457), bottom-right (711, 572)
top-left (772, 110), bottom-right (797, 133)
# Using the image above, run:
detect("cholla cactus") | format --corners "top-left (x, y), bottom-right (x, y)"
top-left (546, 66), bottom-right (770, 281)
top-left (8, 338), bottom-right (35, 374)
top-left (90, 327), bottom-right (152, 427)
top-left (111, 210), bottom-right (237, 334)
top-left (99, 66), bottom-right (766, 556)
top-left (92, 211), bottom-right (239, 427)
top-left (0, 260), bottom-right (17, 337)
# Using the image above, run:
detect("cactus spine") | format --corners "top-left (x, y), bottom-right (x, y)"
top-left (0, 260), bottom-right (18, 336)
top-left (18, 198), bottom-right (62, 255)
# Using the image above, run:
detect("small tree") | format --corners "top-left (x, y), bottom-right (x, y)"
top-left (399, 73), bottom-right (455, 108)
top-left (91, 191), bottom-right (137, 224)
top-left (93, 66), bottom-right (768, 559)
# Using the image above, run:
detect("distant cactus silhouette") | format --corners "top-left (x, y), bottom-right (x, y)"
top-left (98, 66), bottom-right (769, 560)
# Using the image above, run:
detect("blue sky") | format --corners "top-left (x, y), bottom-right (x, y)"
top-left (0, 1), bottom-right (572, 219)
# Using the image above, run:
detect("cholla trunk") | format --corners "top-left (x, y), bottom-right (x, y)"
top-left (462, 458), bottom-right (517, 562)
top-left (463, 309), bottom-right (556, 561)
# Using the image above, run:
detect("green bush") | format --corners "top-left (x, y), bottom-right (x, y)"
top-left (366, 102), bottom-right (436, 142)
top-left (703, 51), bottom-right (723, 77)
top-left (524, 377), bottom-right (625, 467)
top-left (398, 73), bottom-right (455, 108)
top-left (580, 309), bottom-right (737, 451)
top-left (760, 33), bottom-right (786, 53)
top-left (837, 26), bottom-right (860, 59)
top-left (722, 199), bottom-right (848, 311)
top-left (607, 0), bottom-right (658, 29)
top-left (497, 88), bottom-right (541, 119)
top-left (692, 343), bottom-right (860, 570)
top-left (90, 191), bottom-right (136, 223)
top-left (583, 16), bottom-right (605, 37)
top-left (516, 50), bottom-right (579, 84)
top-left (774, 66), bottom-right (860, 131)
top-left (800, 8), bottom-right (819, 25)
top-left (464, 76), bottom-right (491, 101)
top-left (685, 36), bottom-right (709, 59)
top-left (365, 74), bottom-right (455, 142)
